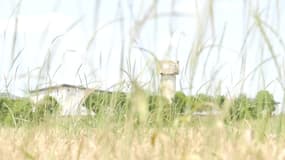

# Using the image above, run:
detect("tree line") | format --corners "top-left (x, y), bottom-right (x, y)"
top-left (0, 96), bottom-right (59, 126)
top-left (84, 89), bottom-right (277, 122)
top-left (0, 89), bottom-right (276, 126)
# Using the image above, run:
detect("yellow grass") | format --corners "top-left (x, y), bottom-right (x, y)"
top-left (1, 119), bottom-right (285, 160)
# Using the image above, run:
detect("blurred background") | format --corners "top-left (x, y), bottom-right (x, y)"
top-left (0, 0), bottom-right (285, 112)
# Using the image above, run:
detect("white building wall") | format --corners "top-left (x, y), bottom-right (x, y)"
top-left (30, 87), bottom-right (89, 115)
top-left (160, 75), bottom-right (176, 102)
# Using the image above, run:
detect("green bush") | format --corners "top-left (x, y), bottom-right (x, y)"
top-left (255, 90), bottom-right (275, 118)
top-left (32, 96), bottom-right (60, 122)
top-left (227, 90), bottom-right (276, 121)
top-left (84, 91), bottom-right (129, 121)
top-left (188, 94), bottom-right (216, 112)
top-left (148, 95), bottom-right (173, 123)
top-left (84, 92), bottom-right (112, 113)
top-left (148, 95), bottom-right (169, 111)
top-left (0, 97), bottom-right (13, 123)
top-left (185, 96), bottom-right (197, 111)
top-left (172, 91), bottom-right (187, 114)
top-left (0, 97), bottom-right (33, 126)
top-left (110, 92), bottom-right (129, 120)
top-left (215, 95), bottom-right (225, 108)
top-left (228, 94), bottom-right (256, 120)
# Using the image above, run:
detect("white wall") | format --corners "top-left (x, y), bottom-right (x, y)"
top-left (30, 87), bottom-right (89, 115)
top-left (160, 75), bottom-right (176, 102)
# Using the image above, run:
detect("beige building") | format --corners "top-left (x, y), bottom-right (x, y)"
top-left (159, 60), bottom-right (179, 102)
top-left (29, 84), bottom-right (92, 115)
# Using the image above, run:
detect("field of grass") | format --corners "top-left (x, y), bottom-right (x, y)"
top-left (1, 116), bottom-right (285, 159)
top-left (1, 0), bottom-right (285, 159)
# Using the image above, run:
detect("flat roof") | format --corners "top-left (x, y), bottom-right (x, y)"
top-left (29, 84), bottom-right (89, 93)
top-left (159, 60), bottom-right (179, 75)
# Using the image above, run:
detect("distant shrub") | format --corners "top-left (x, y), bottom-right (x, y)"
top-left (148, 95), bottom-right (169, 111)
top-left (172, 91), bottom-right (187, 114)
top-left (0, 97), bottom-right (33, 126)
top-left (227, 90), bottom-right (276, 121)
top-left (84, 90), bottom-right (276, 124)
top-left (110, 92), bottom-right (129, 120)
top-left (185, 96), bottom-right (197, 111)
top-left (84, 91), bottom-right (129, 121)
top-left (84, 92), bottom-right (112, 113)
top-left (255, 90), bottom-right (275, 118)
top-left (188, 94), bottom-right (216, 112)
top-left (0, 97), bottom-right (13, 123)
top-left (148, 95), bottom-right (173, 123)
top-left (228, 94), bottom-right (256, 120)
top-left (215, 95), bottom-right (225, 108)
top-left (32, 96), bottom-right (60, 122)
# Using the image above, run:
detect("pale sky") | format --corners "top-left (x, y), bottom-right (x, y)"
top-left (1, 0), bottom-right (285, 112)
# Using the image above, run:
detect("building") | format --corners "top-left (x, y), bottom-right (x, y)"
top-left (159, 60), bottom-right (179, 102)
top-left (29, 84), bottom-right (93, 115)
top-left (0, 92), bottom-right (19, 99)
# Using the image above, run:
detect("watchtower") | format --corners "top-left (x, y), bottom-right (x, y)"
top-left (159, 60), bottom-right (179, 102)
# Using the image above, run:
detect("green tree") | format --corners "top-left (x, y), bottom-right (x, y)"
top-left (0, 97), bottom-right (33, 126)
top-left (186, 95), bottom-right (197, 112)
top-left (148, 95), bottom-right (172, 124)
top-left (12, 98), bottom-right (34, 125)
top-left (84, 92), bottom-right (112, 113)
top-left (0, 97), bottom-right (13, 122)
top-left (148, 95), bottom-right (168, 112)
top-left (84, 91), bottom-right (129, 121)
top-left (189, 94), bottom-right (215, 112)
top-left (255, 90), bottom-right (275, 118)
top-left (215, 95), bottom-right (225, 108)
top-left (229, 94), bottom-right (256, 120)
top-left (172, 92), bottom-right (187, 114)
top-left (33, 96), bottom-right (60, 122)
top-left (110, 92), bottom-right (129, 121)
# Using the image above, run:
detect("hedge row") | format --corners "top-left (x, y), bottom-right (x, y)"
top-left (0, 96), bottom-right (59, 126)
top-left (84, 90), bottom-right (276, 122)
top-left (0, 89), bottom-right (276, 126)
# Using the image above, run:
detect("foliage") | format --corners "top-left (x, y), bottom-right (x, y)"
top-left (185, 96), bottom-right (197, 112)
top-left (148, 94), bottom-right (172, 124)
top-left (255, 90), bottom-right (275, 118)
top-left (215, 95), bottom-right (225, 107)
top-left (84, 91), bottom-right (129, 121)
top-left (0, 97), bottom-right (33, 126)
top-left (228, 94), bottom-right (256, 120)
top-left (84, 92), bottom-right (112, 113)
top-left (188, 94), bottom-right (217, 112)
top-left (0, 97), bottom-right (12, 122)
top-left (82, 89), bottom-right (277, 124)
top-left (32, 96), bottom-right (60, 122)
top-left (227, 90), bottom-right (276, 121)
top-left (148, 95), bottom-right (166, 112)
top-left (110, 92), bottom-right (129, 121)
top-left (172, 91), bottom-right (187, 114)
top-left (196, 94), bottom-right (213, 103)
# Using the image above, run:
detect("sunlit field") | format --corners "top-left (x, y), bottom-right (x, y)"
top-left (1, 117), bottom-right (285, 159)
top-left (1, 0), bottom-right (285, 159)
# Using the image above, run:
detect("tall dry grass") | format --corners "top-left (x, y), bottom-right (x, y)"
top-left (1, 0), bottom-right (285, 159)
top-left (1, 118), bottom-right (285, 159)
